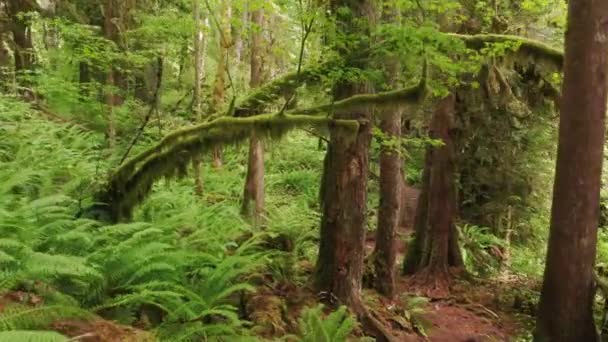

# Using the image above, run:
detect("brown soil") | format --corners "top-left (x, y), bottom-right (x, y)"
top-left (52, 319), bottom-right (154, 342)
top-left (362, 224), bottom-right (527, 342)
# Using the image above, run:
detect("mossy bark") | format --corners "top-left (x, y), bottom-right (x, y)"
top-left (6, 0), bottom-right (36, 73)
top-left (242, 7), bottom-right (266, 224)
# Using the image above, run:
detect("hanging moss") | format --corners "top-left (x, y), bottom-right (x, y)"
top-left (98, 113), bottom-right (360, 222)
top-left (233, 61), bottom-right (334, 117)
top-left (449, 33), bottom-right (563, 71)
top-left (294, 77), bottom-right (427, 116)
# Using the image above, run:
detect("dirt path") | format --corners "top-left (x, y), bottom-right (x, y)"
top-left (421, 301), bottom-right (515, 341)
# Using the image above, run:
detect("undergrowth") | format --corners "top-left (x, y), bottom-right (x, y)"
top-left (0, 96), bottom-right (340, 341)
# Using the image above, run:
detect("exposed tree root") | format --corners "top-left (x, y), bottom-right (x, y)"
top-left (350, 295), bottom-right (408, 342)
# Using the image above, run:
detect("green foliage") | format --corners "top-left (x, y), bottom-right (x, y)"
top-left (296, 305), bottom-right (356, 342)
top-left (0, 331), bottom-right (68, 342)
top-left (458, 224), bottom-right (505, 276)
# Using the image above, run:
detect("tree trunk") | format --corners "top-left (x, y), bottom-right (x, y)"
top-left (102, 0), bottom-right (132, 148)
top-left (315, 0), bottom-right (374, 311)
top-left (242, 6), bottom-right (265, 224)
top-left (373, 0), bottom-right (402, 298)
top-left (6, 0), bottom-right (36, 92)
top-left (192, 0), bottom-right (205, 196)
top-left (373, 106), bottom-right (401, 298)
top-left (534, 1), bottom-right (608, 341)
top-left (0, 27), bottom-right (13, 93)
top-left (402, 95), bottom-right (463, 295)
top-left (211, 2), bottom-right (232, 169)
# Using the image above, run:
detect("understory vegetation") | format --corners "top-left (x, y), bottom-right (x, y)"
top-left (2, 0), bottom-right (608, 341)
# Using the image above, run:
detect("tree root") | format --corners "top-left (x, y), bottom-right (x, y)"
top-left (350, 295), bottom-right (410, 342)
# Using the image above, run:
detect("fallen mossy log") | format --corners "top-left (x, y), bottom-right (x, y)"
top-left (98, 113), bottom-right (360, 222)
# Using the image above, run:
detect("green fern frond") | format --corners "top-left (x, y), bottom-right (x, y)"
top-left (0, 304), bottom-right (92, 331)
top-left (0, 330), bottom-right (69, 342)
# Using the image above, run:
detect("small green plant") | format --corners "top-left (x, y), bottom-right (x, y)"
top-left (296, 304), bottom-right (356, 342)
top-left (457, 224), bottom-right (505, 276)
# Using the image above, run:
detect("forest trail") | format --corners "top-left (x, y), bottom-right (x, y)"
top-left (362, 226), bottom-right (527, 342)
top-left (359, 274), bottom-right (526, 342)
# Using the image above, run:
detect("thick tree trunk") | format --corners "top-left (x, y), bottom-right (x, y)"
top-left (242, 6), bottom-right (265, 224)
top-left (534, 1), bottom-right (608, 341)
top-left (402, 95), bottom-right (463, 294)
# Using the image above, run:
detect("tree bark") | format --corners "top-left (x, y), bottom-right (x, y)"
top-left (402, 95), bottom-right (464, 294)
top-left (315, 0), bottom-right (374, 309)
top-left (373, 0), bottom-right (402, 299)
top-left (211, 2), bottom-right (232, 169)
top-left (102, 0), bottom-right (133, 148)
top-left (242, 6), bottom-right (265, 224)
top-left (6, 0), bottom-right (35, 72)
top-left (534, 1), bottom-right (608, 341)
top-left (373, 106), bottom-right (401, 298)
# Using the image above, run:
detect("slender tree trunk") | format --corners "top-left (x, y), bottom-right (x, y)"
top-left (402, 95), bottom-right (464, 294)
top-left (242, 6), bottom-right (265, 224)
top-left (104, 72), bottom-right (117, 148)
top-left (102, 0), bottom-right (131, 148)
top-left (0, 28), bottom-right (12, 93)
top-left (535, 1), bottom-right (608, 341)
top-left (211, 2), bottom-right (232, 169)
top-left (374, 104), bottom-right (402, 297)
top-left (373, 0), bottom-right (402, 298)
top-left (192, 0), bottom-right (206, 196)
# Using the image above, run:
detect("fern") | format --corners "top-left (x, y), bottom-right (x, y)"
top-left (0, 305), bottom-right (92, 331)
top-left (0, 331), bottom-right (68, 342)
top-left (298, 305), bottom-right (356, 342)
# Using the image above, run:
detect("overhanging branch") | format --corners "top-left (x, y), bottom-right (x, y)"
top-left (449, 33), bottom-right (563, 70)
top-left (99, 113), bottom-right (359, 222)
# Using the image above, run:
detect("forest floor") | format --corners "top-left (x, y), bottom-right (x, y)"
top-left (357, 229), bottom-right (535, 341)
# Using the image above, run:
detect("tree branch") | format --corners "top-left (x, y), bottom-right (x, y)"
top-left (448, 33), bottom-right (563, 69)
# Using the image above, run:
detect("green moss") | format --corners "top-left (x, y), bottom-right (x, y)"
top-left (99, 113), bottom-right (359, 222)
top-left (449, 33), bottom-right (563, 70)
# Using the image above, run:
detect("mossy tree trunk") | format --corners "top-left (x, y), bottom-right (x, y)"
top-left (0, 25), bottom-right (12, 93)
top-left (402, 95), bottom-right (463, 294)
top-left (315, 0), bottom-right (373, 307)
top-left (6, 0), bottom-right (36, 94)
top-left (315, 3), bottom-right (397, 340)
top-left (535, 1), bottom-right (608, 340)
top-left (242, 5), bottom-right (265, 224)
top-left (211, 1), bottom-right (232, 169)
top-left (373, 0), bottom-right (402, 299)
